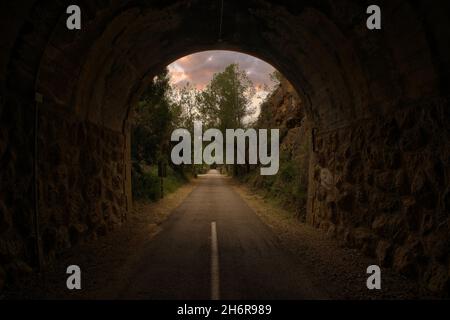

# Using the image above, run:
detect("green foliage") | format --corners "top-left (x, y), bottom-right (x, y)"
top-left (132, 163), bottom-right (189, 201)
top-left (131, 69), bottom-right (174, 165)
top-left (132, 163), bottom-right (161, 201)
top-left (197, 64), bottom-right (255, 130)
top-left (242, 148), bottom-right (309, 220)
top-left (194, 64), bottom-right (256, 175)
top-left (171, 83), bottom-right (200, 130)
top-left (242, 90), bottom-right (311, 220)
top-left (131, 68), bottom-right (191, 201)
top-left (164, 166), bottom-right (189, 194)
top-left (131, 62), bottom-right (264, 199)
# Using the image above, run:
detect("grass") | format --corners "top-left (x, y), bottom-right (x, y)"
top-left (238, 150), bottom-right (309, 221)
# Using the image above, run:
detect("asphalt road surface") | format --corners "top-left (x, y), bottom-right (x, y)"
top-left (119, 170), bottom-right (326, 300)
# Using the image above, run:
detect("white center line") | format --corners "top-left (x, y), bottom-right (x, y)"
top-left (210, 221), bottom-right (220, 300)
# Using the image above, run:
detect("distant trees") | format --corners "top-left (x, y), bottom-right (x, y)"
top-left (195, 64), bottom-right (256, 175)
top-left (131, 63), bottom-right (263, 200)
top-left (171, 82), bottom-right (199, 131)
top-left (197, 64), bottom-right (255, 131)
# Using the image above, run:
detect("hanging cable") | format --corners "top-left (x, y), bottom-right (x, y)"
top-left (218, 0), bottom-right (224, 42)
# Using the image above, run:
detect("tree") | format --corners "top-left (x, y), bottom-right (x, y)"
top-left (131, 69), bottom-right (173, 165)
top-left (131, 68), bottom-right (190, 200)
top-left (195, 64), bottom-right (256, 176)
top-left (170, 82), bottom-right (200, 130)
top-left (197, 64), bottom-right (255, 131)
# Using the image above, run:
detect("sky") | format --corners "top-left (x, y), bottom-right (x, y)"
top-left (167, 50), bottom-right (277, 122)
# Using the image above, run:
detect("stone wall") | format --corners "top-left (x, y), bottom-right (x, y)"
top-left (253, 77), bottom-right (450, 296)
top-left (37, 106), bottom-right (128, 263)
top-left (0, 102), bottom-right (128, 290)
top-left (250, 78), bottom-right (311, 218)
top-left (0, 92), bottom-right (36, 290)
top-left (308, 98), bottom-right (450, 294)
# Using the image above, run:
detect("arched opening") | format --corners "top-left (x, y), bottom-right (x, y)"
top-left (130, 50), bottom-right (300, 203)
top-left (1, 0), bottom-right (449, 298)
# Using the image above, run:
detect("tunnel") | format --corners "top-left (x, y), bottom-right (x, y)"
top-left (0, 0), bottom-right (449, 296)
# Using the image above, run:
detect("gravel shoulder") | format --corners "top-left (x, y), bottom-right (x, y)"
top-left (231, 181), bottom-right (429, 300)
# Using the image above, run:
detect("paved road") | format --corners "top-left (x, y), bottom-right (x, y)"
top-left (119, 170), bottom-right (325, 300)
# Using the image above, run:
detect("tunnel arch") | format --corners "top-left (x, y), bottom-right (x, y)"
top-left (1, 0), bottom-right (449, 294)
top-left (33, 2), bottom-right (371, 132)
top-left (6, 0), bottom-right (444, 132)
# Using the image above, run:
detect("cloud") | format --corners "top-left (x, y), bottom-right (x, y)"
top-left (167, 50), bottom-right (276, 91)
top-left (167, 50), bottom-right (278, 124)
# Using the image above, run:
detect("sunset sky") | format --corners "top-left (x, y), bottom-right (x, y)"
top-left (167, 50), bottom-right (277, 121)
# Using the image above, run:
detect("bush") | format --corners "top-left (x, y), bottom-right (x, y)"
top-left (132, 162), bottom-right (190, 202)
top-left (132, 163), bottom-right (161, 201)
top-left (242, 149), bottom-right (309, 220)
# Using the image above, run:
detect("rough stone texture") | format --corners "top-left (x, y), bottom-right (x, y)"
top-left (259, 79), bottom-right (305, 133)
top-left (308, 99), bottom-right (450, 294)
top-left (251, 77), bottom-right (311, 219)
top-left (37, 105), bottom-right (127, 263)
top-left (0, 0), bottom-right (449, 295)
top-left (0, 103), bottom-right (127, 284)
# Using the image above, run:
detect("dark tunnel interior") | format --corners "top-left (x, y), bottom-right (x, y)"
top-left (0, 0), bottom-right (449, 299)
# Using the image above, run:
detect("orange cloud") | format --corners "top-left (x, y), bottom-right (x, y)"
top-left (167, 50), bottom-right (276, 91)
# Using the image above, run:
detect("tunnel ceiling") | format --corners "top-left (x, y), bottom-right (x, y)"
top-left (3, 0), bottom-right (448, 132)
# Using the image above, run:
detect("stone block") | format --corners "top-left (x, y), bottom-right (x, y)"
top-left (376, 240), bottom-right (393, 267)
top-left (0, 265), bottom-right (5, 291)
top-left (424, 262), bottom-right (449, 293)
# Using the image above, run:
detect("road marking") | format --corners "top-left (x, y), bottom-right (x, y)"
top-left (211, 221), bottom-right (220, 300)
